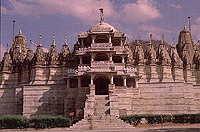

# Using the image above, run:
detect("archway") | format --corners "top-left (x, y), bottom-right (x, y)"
top-left (94, 75), bottom-right (110, 95)
top-left (94, 53), bottom-right (109, 61)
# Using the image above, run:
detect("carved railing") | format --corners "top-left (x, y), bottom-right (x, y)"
top-left (91, 43), bottom-right (112, 50)
top-left (76, 47), bottom-right (90, 54)
top-left (90, 61), bottom-right (114, 71)
top-left (114, 46), bottom-right (126, 54)
top-left (78, 66), bottom-right (91, 71)
top-left (114, 63), bottom-right (125, 71)
top-left (67, 69), bottom-right (77, 77)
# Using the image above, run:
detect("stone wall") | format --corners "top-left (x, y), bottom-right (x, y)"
top-left (23, 84), bottom-right (66, 118)
top-left (132, 82), bottom-right (200, 115)
top-left (0, 87), bottom-right (22, 116)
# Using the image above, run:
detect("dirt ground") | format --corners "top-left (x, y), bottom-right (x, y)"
top-left (0, 123), bottom-right (200, 132)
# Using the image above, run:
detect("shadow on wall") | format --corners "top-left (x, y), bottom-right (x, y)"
top-left (0, 72), bottom-right (23, 116)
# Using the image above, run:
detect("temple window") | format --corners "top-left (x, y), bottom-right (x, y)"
top-left (95, 35), bottom-right (108, 43)
top-left (114, 76), bottom-right (123, 86)
top-left (113, 56), bottom-right (122, 63)
top-left (70, 79), bottom-right (78, 88)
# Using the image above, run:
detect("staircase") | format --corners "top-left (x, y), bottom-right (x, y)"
top-left (68, 95), bottom-right (134, 130)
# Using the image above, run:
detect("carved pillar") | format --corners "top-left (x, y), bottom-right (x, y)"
top-left (91, 54), bottom-right (96, 62)
top-left (122, 56), bottom-right (125, 63)
top-left (123, 77), bottom-right (127, 86)
top-left (120, 38), bottom-right (123, 46)
top-left (90, 74), bottom-right (95, 95)
top-left (110, 75), bottom-right (114, 84)
top-left (91, 35), bottom-right (96, 43)
top-left (109, 53), bottom-right (112, 61)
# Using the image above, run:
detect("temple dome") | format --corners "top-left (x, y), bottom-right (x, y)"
top-left (89, 22), bottom-right (118, 32)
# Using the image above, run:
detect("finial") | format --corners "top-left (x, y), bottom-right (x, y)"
top-left (19, 30), bottom-right (22, 34)
top-left (149, 34), bottom-right (152, 44)
top-left (99, 8), bottom-right (104, 24)
top-left (137, 34), bottom-right (140, 44)
top-left (52, 35), bottom-right (55, 46)
top-left (126, 34), bottom-right (130, 44)
top-left (39, 35), bottom-right (42, 46)
top-left (6, 43), bottom-right (9, 52)
top-left (187, 16), bottom-right (191, 31)
top-left (65, 35), bottom-right (68, 45)
top-left (161, 33), bottom-right (164, 44)
top-left (172, 37), bottom-right (175, 47)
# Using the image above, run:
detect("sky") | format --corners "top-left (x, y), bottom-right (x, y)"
top-left (1, 0), bottom-right (200, 58)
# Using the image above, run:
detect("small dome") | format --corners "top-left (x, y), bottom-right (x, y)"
top-left (89, 22), bottom-right (118, 32)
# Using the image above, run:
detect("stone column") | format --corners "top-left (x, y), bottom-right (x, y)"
top-left (120, 38), bottom-right (123, 46)
top-left (123, 77), bottom-right (127, 86)
top-left (91, 54), bottom-right (95, 62)
top-left (91, 35), bottom-right (96, 43)
top-left (90, 75), bottom-right (95, 95)
top-left (122, 56), bottom-right (125, 63)
top-left (110, 75), bottom-right (114, 84)
top-left (109, 35), bottom-right (111, 43)
top-left (109, 53), bottom-right (112, 61)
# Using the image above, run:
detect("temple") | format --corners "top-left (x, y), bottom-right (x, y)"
top-left (0, 10), bottom-right (200, 126)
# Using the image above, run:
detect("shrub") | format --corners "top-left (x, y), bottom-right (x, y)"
top-left (29, 115), bottom-right (70, 129)
top-left (172, 114), bottom-right (200, 124)
top-left (120, 114), bottom-right (172, 125)
top-left (0, 115), bottom-right (27, 129)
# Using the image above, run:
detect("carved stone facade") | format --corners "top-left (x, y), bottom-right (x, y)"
top-left (0, 12), bottom-right (200, 118)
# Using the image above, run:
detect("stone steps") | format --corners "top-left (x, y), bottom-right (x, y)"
top-left (68, 95), bottom-right (134, 130)
top-left (68, 115), bottom-right (134, 130)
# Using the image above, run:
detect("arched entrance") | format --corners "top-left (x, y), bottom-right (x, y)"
top-left (94, 75), bottom-right (110, 95)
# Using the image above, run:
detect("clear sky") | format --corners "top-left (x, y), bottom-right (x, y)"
top-left (1, 0), bottom-right (200, 57)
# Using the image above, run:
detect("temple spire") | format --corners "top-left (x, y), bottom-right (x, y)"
top-left (172, 37), bottom-right (175, 47)
top-left (99, 8), bottom-right (104, 24)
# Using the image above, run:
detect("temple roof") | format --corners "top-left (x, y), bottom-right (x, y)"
top-left (89, 22), bottom-right (118, 33)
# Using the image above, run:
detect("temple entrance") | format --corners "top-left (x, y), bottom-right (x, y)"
top-left (94, 75), bottom-right (110, 95)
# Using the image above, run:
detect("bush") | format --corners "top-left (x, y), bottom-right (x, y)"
top-left (172, 114), bottom-right (200, 123)
top-left (120, 114), bottom-right (200, 125)
top-left (29, 115), bottom-right (70, 129)
top-left (0, 115), bottom-right (27, 129)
